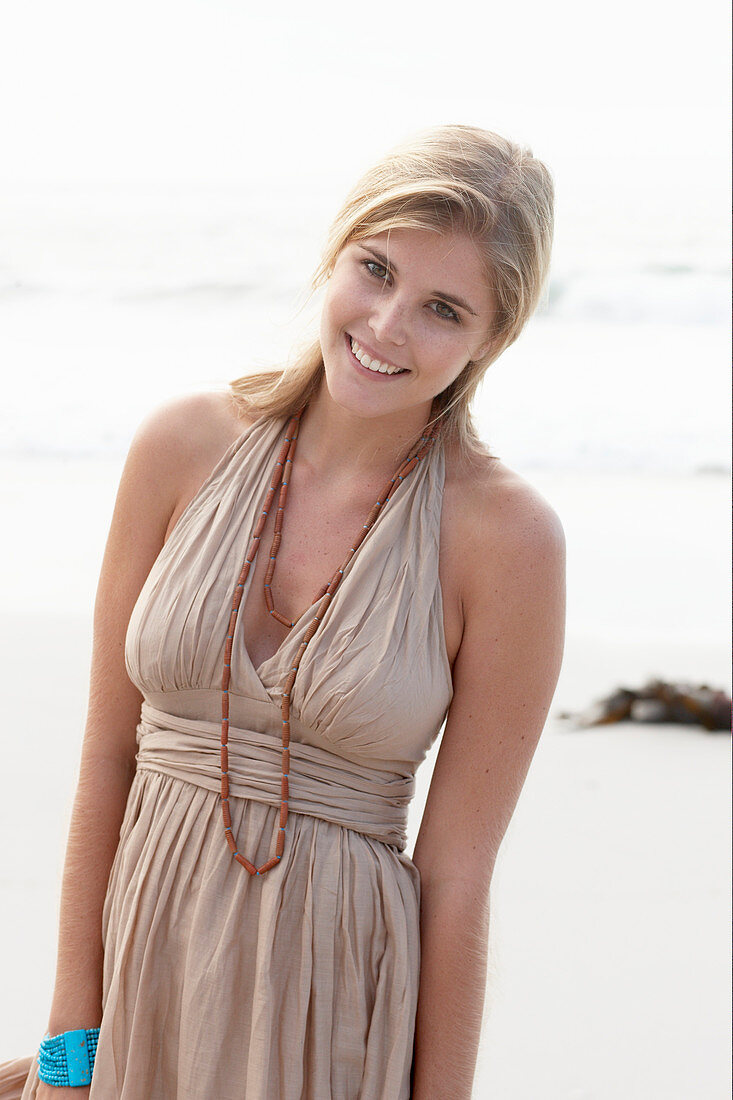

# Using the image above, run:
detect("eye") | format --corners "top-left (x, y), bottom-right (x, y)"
top-left (362, 259), bottom-right (391, 283)
top-left (430, 300), bottom-right (461, 324)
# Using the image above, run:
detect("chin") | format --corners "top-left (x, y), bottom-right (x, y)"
top-left (323, 371), bottom-right (387, 420)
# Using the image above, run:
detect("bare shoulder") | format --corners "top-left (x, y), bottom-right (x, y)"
top-left (126, 389), bottom-right (257, 539)
top-left (443, 448), bottom-right (566, 613)
top-left (133, 389), bottom-right (252, 464)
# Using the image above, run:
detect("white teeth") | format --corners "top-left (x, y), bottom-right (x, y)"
top-left (349, 337), bottom-right (406, 376)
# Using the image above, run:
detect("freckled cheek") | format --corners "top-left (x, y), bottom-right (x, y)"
top-left (416, 333), bottom-right (474, 389)
top-left (411, 317), bottom-right (466, 367)
top-left (321, 279), bottom-right (370, 336)
top-left (336, 279), bottom-right (372, 319)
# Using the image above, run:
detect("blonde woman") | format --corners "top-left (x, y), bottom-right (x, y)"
top-left (0, 124), bottom-right (565, 1099)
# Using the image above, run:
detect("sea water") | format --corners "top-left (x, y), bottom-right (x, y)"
top-left (0, 183), bottom-right (729, 474)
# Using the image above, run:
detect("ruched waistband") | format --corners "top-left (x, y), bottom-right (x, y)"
top-left (135, 698), bottom-right (415, 851)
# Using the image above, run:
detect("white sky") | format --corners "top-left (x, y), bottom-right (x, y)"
top-left (0, 0), bottom-right (730, 226)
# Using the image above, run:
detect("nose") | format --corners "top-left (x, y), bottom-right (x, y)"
top-left (367, 292), bottom-right (408, 348)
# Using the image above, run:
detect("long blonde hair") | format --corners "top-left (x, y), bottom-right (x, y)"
top-left (230, 123), bottom-right (555, 459)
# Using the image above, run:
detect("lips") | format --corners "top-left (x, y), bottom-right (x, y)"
top-left (345, 333), bottom-right (409, 380)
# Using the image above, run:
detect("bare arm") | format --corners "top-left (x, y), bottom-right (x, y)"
top-left (44, 394), bottom-right (232, 1038)
top-left (410, 484), bottom-right (567, 1098)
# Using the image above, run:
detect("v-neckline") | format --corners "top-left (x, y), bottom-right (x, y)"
top-left (232, 418), bottom-right (331, 683)
top-left (231, 413), bottom-right (444, 695)
top-left (243, 572), bottom-right (317, 683)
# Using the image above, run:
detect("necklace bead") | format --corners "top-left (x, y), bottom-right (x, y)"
top-left (220, 406), bottom-right (436, 875)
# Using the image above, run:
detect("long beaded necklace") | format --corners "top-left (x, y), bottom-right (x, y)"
top-left (219, 403), bottom-right (437, 875)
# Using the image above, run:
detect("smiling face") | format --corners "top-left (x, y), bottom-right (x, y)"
top-left (318, 226), bottom-right (495, 425)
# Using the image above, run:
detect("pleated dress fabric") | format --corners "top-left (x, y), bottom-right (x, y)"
top-left (2, 413), bottom-right (453, 1100)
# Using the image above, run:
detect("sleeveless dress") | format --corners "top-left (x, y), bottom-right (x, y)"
top-left (0, 413), bottom-right (453, 1100)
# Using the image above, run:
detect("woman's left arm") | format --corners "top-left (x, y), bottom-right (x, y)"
top-left (410, 485), bottom-right (567, 1099)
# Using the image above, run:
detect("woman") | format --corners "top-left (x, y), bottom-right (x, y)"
top-left (0, 123), bottom-right (565, 1099)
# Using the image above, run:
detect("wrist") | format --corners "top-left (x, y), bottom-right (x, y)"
top-left (47, 1017), bottom-right (102, 1037)
top-left (48, 999), bottom-right (103, 1037)
top-left (38, 1027), bottom-right (100, 1088)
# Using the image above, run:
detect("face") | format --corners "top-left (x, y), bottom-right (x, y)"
top-left (318, 226), bottom-right (494, 423)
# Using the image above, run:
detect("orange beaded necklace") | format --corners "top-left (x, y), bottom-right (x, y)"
top-left (219, 404), bottom-right (437, 875)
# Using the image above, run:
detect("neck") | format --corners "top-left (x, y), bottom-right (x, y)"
top-left (294, 379), bottom-right (435, 485)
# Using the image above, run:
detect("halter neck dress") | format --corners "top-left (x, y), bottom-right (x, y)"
top-left (3, 412), bottom-right (453, 1100)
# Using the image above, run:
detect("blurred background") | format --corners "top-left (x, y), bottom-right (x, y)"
top-left (0, 2), bottom-right (730, 1097)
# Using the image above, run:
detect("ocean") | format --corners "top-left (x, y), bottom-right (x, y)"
top-left (0, 183), bottom-right (729, 474)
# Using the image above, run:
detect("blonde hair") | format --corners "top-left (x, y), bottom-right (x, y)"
top-left (230, 123), bottom-right (555, 459)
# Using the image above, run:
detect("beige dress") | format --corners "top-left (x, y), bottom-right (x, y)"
top-left (0, 413), bottom-right (453, 1099)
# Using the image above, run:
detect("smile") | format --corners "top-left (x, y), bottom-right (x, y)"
top-left (347, 335), bottom-right (408, 377)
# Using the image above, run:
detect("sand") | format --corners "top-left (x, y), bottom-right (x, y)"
top-left (0, 457), bottom-right (730, 1098)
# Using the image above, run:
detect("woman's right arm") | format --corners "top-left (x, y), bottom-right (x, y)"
top-left (36, 395), bottom-right (223, 1095)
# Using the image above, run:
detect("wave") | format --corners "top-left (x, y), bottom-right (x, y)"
top-left (0, 265), bottom-right (727, 325)
top-left (542, 268), bottom-right (729, 326)
top-left (3, 436), bottom-right (729, 477)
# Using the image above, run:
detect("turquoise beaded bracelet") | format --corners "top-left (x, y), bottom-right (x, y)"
top-left (38, 1027), bottom-right (100, 1087)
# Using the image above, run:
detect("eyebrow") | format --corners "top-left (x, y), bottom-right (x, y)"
top-left (358, 245), bottom-right (479, 317)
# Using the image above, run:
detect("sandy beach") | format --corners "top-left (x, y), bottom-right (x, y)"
top-left (0, 457), bottom-right (730, 1098)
